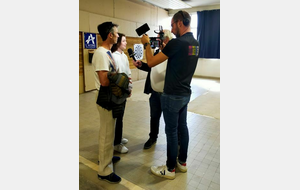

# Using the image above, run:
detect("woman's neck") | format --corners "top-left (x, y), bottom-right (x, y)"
top-left (117, 48), bottom-right (123, 54)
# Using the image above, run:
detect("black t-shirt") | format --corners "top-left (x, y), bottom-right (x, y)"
top-left (162, 32), bottom-right (199, 96)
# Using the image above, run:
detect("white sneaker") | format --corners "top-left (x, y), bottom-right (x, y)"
top-left (121, 138), bottom-right (128, 144)
top-left (177, 158), bottom-right (187, 173)
top-left (150, 165), bottom-right (175, 180)
top-left (114, 143), bottom-right (128, 153)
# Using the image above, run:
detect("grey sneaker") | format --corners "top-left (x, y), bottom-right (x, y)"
top-left (176, 158), bottom-right (187, 173)
top-left (121, 138), bottom-right (128, 144)
top-left (150, 165), bottom-right (175, 180)
top-left (114, 143), bottom-right (128, 153)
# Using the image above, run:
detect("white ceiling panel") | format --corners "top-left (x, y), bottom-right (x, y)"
top-left (137, 0), bottom-right (220, 10)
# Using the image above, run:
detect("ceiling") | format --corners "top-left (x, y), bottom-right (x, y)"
top-left (129, 0), bottom-right (220, 11)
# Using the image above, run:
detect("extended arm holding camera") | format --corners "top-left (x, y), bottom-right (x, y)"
top-left (141, 34), bottom-right (168, 68)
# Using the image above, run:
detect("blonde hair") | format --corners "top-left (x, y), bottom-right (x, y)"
top-left (163, 29), bottom-right (173, 40)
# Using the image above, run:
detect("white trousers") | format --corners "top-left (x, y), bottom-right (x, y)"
top-left (95, 91), bottom-right (116, 176)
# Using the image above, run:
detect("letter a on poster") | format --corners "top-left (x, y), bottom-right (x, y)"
top-left (84, 33), bottom-right (97, 49)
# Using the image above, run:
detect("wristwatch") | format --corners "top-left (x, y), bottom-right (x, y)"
top-left (144, 42), bottom-right (150, 48)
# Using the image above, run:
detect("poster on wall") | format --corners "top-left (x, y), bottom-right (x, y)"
top-left (134, 44), bottom-right (143, 60)
top-left (84, 33), bottom-right (97, 49)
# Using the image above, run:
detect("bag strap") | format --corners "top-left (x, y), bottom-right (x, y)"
top-left (106, 51), bottom-right (118, 72)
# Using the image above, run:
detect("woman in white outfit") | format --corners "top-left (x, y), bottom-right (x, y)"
top-left (111, 33), bottom-right (132, 153)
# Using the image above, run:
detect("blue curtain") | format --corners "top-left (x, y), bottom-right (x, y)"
top-left (197, 10), bottom-right (220, 59)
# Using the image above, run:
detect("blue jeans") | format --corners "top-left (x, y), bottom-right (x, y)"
top-left (161, 93), bottom-right (190, 170)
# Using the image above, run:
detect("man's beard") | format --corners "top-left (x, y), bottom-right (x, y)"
top-left (175, 28), bottom-right (180, 38)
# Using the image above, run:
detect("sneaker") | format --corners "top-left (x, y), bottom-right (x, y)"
top-left (144, 138), bottom-right (157, 149)
top-left (151, 165), bottom-right (175, 180)
top-left (98, 156), bottom-right (120, 164)
top-left (121, 138), bottom-right (128, 144)
top-left (98, 173), bottom-right (121, 183)
top-left (114, 143), bottom-right (128, 153)
top-left (176, 159), bottom-right (187, 173)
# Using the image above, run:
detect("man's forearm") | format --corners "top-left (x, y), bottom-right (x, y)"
top-left (145, 45), bottom-right (156, 67)
top-left (145, 45), bottom-right (153, 63)
top-left (98, 71), bottom-right (110, 86)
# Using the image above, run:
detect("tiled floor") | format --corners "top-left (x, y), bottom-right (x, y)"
top-left (79, 77), bottom-right (220, 190)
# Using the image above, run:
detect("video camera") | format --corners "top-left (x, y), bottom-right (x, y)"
top-left (135, 23), bottom-right (164, 49)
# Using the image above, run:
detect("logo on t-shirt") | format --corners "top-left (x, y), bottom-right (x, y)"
top-left (188, 46), bottom-right (199, 56)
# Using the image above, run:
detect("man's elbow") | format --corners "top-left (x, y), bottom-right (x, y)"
top-left (147, 59), bottom-right (155, 68)
top-left (99, 76), bottom-right (110, 86)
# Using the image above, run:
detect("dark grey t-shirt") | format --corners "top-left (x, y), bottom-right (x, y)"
top-left (162, 32), bottom-right (199, 96)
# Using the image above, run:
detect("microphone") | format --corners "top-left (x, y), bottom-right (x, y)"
top-left (135, 23), bottom-right (150, 36)
top-left (127, 48), bottom-right (136, 62)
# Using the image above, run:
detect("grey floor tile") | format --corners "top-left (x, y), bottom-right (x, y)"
top-left (79, 77), bottom-right (220, 190)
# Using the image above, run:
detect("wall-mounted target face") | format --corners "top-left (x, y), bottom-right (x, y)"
top-left (134, 44), bottom-right (144, 60)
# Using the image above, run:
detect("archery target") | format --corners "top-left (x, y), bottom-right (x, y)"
top-left (134, 44), bottom-right (143, 60)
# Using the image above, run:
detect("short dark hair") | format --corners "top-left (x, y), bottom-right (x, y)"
top-left (173, 10), bottom-right (191, 26)
top-left (111, 33), bottom-right (125, 53)
top-left (97, 21), bottom-right (118, 41)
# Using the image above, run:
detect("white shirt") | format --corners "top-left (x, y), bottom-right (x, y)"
top-left (150, 60), bottom-right (167, 93)
top-left (92, 46), bottom-right (115, 90)
top-left (112, 51), bottom-right (132, 90)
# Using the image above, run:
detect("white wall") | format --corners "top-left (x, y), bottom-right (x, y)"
top-left (79, 0), bottom-right (168, 37)
top-left (194, 59), bottom-right (220, 78)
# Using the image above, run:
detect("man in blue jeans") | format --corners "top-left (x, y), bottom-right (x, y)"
top-left (141, 10), bottom-right (199, 179)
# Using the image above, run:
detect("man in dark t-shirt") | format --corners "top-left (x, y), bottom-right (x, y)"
top-left (141, 10), bottom-right (199, 180)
